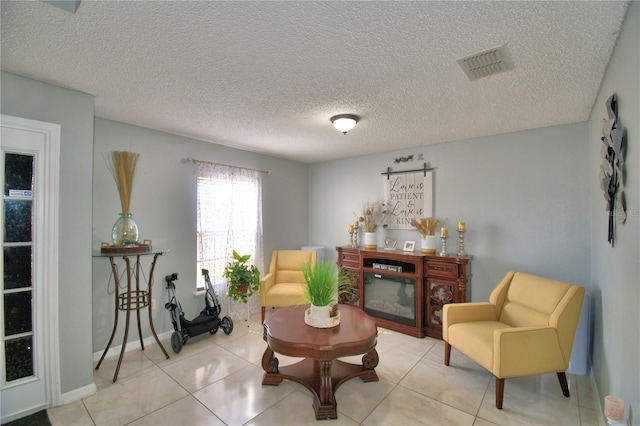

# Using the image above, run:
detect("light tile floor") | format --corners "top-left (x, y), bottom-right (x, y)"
top-left (48, 311), bottom-right (601, 425)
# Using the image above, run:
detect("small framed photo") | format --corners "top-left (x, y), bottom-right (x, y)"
top-left (402, 240), bottom-right (416, 252)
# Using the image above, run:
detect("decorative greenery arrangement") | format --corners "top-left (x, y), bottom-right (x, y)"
top-left (359, 201), bottom-right (389, 232)
top-left (106, 151), bottom-right (140, 214)
top-left (302, 261), bottom-right (351, 307)
top-left (411, 217), bottom-right (439, 238)
top-left (223, 250), bottom-right (260, 303)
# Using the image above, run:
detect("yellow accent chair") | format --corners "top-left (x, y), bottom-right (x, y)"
top-left (260, 250), bottom-right (317, 323)
top-left (443, 271), bottom-right (585, 409)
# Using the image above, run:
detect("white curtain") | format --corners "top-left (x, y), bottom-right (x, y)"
top-left (196, 162), bottom-right (263, 320)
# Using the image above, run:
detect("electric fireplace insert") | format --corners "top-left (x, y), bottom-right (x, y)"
top-left (363, 271), bottom-right (416, 327)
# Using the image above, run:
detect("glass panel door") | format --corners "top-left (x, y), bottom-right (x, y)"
top-left (2, 153), bottom-right (35, 382)
top-left (0, 115), bottom-right (59, 421)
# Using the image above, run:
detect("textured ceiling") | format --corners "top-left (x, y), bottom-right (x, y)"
top-left (0, 1), bottom-right (629, 163)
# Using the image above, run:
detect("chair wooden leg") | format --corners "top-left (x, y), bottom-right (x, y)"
top-left (261, 307), bottom-right (265, 323)
top-left (495, 377), bottom-right (504, 409)
top-left (444, 342), bottom-right (451, 366)
top-left (557, 372), bottom-right (570, 397)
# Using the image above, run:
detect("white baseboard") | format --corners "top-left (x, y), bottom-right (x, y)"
top-left (49, 332), bottom-right (172, 410)
top-left (54, 382), bottom-right (97, 407)
top-left (93, 330), bottom-right (173, 361)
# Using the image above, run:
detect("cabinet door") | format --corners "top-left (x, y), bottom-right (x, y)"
top-left (337, 248), bottom-right (361, 306)
top-left (339, 268), bottom-right (360, 306)
top-left (425, 278), bottom-right (455, 332)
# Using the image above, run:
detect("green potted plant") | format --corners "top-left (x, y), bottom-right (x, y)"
top-left (301, 261), bottom-right (351, 325)
top-left (223, 250), bottom-right (260, 303)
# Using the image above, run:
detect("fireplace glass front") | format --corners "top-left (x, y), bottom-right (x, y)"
top-left (363, 272), bottom-right (415, 326)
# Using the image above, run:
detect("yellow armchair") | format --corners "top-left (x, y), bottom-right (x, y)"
top-left (443, 271), bottom-right (585, 409)
top-left (260, 250), bottom-right (317, 323)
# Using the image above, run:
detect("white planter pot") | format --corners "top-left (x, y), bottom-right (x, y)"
top-left (305, 304), bottom-right (340, 328)
top-left (364, 232), bottom-right (377, 250)
top-left (422, 235), bottom-right (437, 254)
top-left (310, 304), bottom-right (331, 318)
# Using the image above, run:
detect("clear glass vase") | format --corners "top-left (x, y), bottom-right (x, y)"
top-left (111, 213), bottom-right (139, 246)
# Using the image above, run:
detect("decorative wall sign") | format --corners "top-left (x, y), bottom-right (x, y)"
top-left (600, 93), bottom-right (626, 247)
top-left (382, 165), bottom-right (433, 230)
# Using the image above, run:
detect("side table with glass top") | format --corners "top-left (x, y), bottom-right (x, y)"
top-left (92, 249), bottom-right (170, 382)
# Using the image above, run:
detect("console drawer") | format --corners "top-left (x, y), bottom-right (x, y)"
top-left (339, 249), bottom-right (360, 270)
top-left (426, 261), bottom-right (458, 278)
top-left (342, 259), bottom-right (360, 269)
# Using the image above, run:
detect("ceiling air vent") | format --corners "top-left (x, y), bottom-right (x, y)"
top-left (457, 45), bottom-right (514, 81)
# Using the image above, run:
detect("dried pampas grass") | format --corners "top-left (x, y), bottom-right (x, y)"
top-left (106, 151), bottom-right (139, 214)
top-left (359, 201), bottom-right (388, 233)
top-left (411, 217), bottom-right (439, 238)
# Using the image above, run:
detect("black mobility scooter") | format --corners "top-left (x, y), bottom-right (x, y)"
top-left (165, 269), bottom-right (233, 353)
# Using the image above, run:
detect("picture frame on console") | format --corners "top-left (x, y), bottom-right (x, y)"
top-left (402, 240), bottom-right (415, 252)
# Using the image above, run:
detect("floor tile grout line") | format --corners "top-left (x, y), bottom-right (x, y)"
top-left (394, 379), bottom-right (484, 421)
top-left (80, 398), bottom-right (97, 426)
top-left (359, 380), bottom-right (402, 425)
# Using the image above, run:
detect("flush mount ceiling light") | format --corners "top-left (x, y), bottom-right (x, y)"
top-left (330, 114), bottom-right (359, 135)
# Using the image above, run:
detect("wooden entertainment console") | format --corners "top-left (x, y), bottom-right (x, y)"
top-left (336, 246), bottom-right (471, 339)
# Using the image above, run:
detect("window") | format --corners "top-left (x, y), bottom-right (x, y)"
top-left (195, 163), bottom-right (263, 297)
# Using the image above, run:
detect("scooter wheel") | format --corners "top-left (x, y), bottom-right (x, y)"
top-left (221, 316), bottom-right (234, 335)
top-left (209, 326), bottom-right (219, 335)
top-left (170, 331), bottom-right (183, 353)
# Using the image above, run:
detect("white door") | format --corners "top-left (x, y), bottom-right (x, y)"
top-left (0, 115), bottom-right (60, 422)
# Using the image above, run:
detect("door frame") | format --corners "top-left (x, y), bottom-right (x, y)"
top-left (1, 114), bottom-right (60, 422)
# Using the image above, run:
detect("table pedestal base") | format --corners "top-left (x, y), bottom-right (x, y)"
top-left (94, 252), bottom-right (170, 382)
top-left (262, 347), bottom-right (379, 420)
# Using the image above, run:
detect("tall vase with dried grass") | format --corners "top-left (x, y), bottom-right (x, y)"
top-left (106, 151), bottom-right (140, 247)
top-left (411, 217), bottom-right (439, 254)
top-left (359, 201), bottom-right (388, 250)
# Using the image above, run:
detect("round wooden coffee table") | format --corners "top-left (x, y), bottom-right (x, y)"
top-left (261, 304), bottom-right (379, 420)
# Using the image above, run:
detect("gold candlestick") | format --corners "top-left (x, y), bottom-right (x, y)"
top-left (458, 229), bottom-right (467, 257)
top-left (439, 233), bottom-right (448, 257)
top-left (348, 222), bottom-right (360, 248)
top-left (353, 222), bottom-right (359, 247)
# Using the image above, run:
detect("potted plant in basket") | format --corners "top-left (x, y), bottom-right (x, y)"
top-left (301, 261), bottom-right (352, 326)
top-left (223, 250), bottom-right (260, 304)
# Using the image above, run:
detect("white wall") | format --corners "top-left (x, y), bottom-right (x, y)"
top-left (308, 122), bottom-right (591, 302)
top-left (1, 72), bottom-right (95, 395)
top-left (588, 1), bottom-right (639, 423)
top-left (92, 118), bottom-right (310, 349)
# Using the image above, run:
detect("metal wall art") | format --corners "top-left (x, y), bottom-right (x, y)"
top-left (600, 93), bottom-right (626, 247)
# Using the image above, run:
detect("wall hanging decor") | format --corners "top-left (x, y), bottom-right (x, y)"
top-left (382, 162), bottom-right (434, 230)
top-left (600, 93), bottom-right (626, 247)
